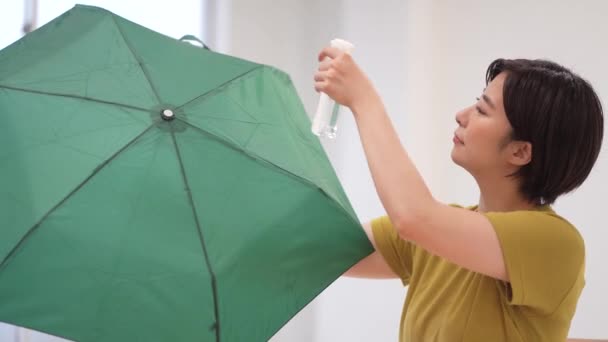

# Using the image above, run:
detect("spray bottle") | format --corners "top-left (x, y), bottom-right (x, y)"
top-left (311, 38), bottom-right (355, 139)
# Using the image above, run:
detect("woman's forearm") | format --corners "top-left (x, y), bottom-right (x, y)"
top-left (351, 94), bottom-right (436, 236)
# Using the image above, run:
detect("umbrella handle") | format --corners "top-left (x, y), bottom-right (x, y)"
top-left (179, 35), bottom-right (211, 50)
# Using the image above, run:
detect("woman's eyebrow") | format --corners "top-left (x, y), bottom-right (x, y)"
top-left (482, 94), bottom-right (496, 110)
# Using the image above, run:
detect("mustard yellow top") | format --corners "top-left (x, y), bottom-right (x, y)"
top-left (371, 205), bottom-right (585, 341)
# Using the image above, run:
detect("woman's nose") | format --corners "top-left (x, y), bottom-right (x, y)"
top-left (455, 107), bottom-right (469, 127)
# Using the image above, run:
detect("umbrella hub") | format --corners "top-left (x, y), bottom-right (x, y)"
top-left (161, 109), bottom-right (175, 121)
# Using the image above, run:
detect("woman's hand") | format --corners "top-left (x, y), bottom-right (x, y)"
top-left (314, 47), bottom-right (380, 115)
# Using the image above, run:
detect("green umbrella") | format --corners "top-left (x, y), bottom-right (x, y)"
top-left (0, 5), bottom-right (372, 342)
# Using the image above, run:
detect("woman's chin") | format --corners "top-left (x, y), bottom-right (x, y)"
top-left (450, 150), bottom-right (466, 168)
top-left (450, 149), bottom-right (460, 163)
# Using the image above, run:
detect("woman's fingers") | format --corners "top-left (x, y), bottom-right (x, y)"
top-left (314, 46), bottom-right (363, 105)
top-left (314, 80), bottom-right (329, 93)
top-left (314, 69), bottom-right (338, 93)
top-left (318, 59), bottom-right (332, 71)
top-left (318, 46), bottom-right (342, 61)
top-left (314, 70), bottom-right (325, 82)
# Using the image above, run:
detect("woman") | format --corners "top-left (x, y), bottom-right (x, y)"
top-left (314, 47), bottom-right (603, 341)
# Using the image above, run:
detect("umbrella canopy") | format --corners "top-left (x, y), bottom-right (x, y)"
top-left (0, 5), bottom-right (372, 342)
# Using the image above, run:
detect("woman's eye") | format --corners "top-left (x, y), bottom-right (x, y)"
top-left (474, 97), bottom-right (487, 115)
top-left (475, 105), bottom-right (486, 115)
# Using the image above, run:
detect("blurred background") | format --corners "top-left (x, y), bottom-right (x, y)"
top-left (1, 0), bottom-right (607, 341)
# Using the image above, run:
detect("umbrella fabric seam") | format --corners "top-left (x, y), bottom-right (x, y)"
top-left (177, 66), bottom-right (264, 110)
top-left (0, 6), bottom-right (108, 82)
top-left (177, 66), bottom-right (358, 223)
top-left (266, 249), bottom-right (372, 341)
top-left (0, 84), bottom-right (151, 117)
top-left (109, 15), bottom-right (163, 106)
top-left (169, 125), bottom-right (221, 342)
top-left (176, 118), bottom-right (361, 228)
top-left (224, 92), bottom-right (261, 124)
top-left (0, 124), bottom-right (156, 272)
top-left (268, 75), bottom-right (359, 223)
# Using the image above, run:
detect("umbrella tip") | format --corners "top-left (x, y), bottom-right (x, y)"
top-left (161, 109), bottom-right (175, 121)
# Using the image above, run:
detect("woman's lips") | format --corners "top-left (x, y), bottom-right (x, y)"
top-left (453, 134), bottom-right (464, 145)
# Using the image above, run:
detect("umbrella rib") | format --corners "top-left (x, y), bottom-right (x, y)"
top-left (110, 16), bottom-right (163, 106)
top-left (169, 124), bottom-right (221, 342)
top-left (0, 84), bottom-right (151, 114)
top-left (177, 66), bottom-right (264, 110)
top-left (0, 124), bottom-right (156, 272)
top-left (176, 118), bottom-right (340, 202)
top-left (177, 120), bottom-right (362, 229)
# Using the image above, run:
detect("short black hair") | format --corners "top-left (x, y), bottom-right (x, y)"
top-left (486, 59), bottom-right (604, 205)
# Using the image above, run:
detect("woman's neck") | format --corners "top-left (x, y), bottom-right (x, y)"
top-left (475, 173), bottom-right (539, 213)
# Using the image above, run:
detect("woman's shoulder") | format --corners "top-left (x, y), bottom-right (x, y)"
top-left (452, 203), bottom-right (583, 244)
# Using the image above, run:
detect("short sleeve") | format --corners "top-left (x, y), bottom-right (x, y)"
top-left (371, 216), bottom-right (415, 286)
top-left (483, 210), bottom-right (585, 314)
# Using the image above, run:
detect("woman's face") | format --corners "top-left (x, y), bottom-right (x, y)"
top-left (451, 72), bottom-right (516, 175)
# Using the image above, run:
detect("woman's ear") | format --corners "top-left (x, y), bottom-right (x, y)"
top-left (509, 141), bottom-right (532, 166)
